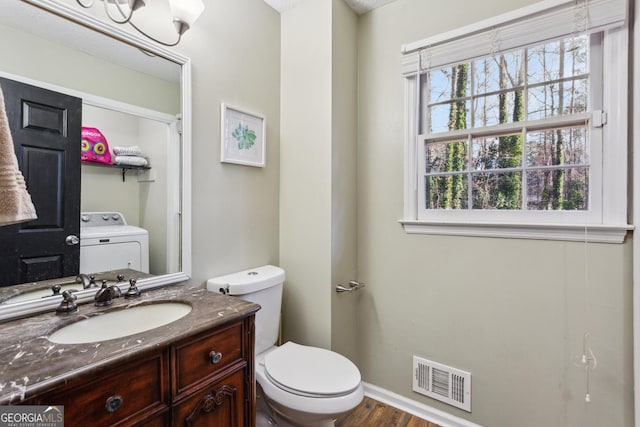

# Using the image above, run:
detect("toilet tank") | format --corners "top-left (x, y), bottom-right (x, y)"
top-left (206, 265), bottom-right (284, 355)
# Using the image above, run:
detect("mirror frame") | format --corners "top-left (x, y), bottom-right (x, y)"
top-left (0, 0), bottom-right (192, 321)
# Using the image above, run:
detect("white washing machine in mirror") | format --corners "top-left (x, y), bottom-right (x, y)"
top-left (80, 212), bottom-right (149, 274)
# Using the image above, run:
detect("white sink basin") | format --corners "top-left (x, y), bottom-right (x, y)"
top-left (48, 302), bottom-right (192, 344)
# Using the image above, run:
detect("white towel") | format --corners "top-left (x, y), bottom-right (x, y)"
top-left (0, 85), bottom-right (37, 226)
top-left (113, 146), bottom-right (142, 156)
top-left (114, 155), bottom-right (148, 167)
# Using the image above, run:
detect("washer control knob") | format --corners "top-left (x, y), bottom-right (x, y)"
top-left (102, 214), bottom-right (109, 221)
top-left (81, 215), bottom-right (90, 222)
top-left (112, 214), bottom-right (120, 221)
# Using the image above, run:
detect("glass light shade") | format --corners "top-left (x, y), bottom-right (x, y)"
top-left (168, 0), bottom-right (205, 27)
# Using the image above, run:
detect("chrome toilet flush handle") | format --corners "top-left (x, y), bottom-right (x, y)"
top-left (335, 280), bottom-right (366, 293)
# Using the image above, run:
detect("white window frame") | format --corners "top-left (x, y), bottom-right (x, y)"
top-left (400, 0), bottom-right (631, 243)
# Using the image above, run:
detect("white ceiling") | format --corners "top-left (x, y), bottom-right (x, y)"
top-left (264, 0), bottom-right (400, 15)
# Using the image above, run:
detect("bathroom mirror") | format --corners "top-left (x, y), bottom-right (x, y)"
top-left (0, 0), bottom-right (192, 320)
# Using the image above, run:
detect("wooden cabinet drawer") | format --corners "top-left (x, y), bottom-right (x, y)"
top-left (36, 352), bottom-right (168, 427)
top-left (173, 321), bottom-right (244, 396)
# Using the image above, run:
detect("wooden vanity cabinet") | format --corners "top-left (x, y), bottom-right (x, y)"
top-left (30, 315), bottom-right (256, 427)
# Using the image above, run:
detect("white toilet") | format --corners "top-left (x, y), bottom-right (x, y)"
top-left (207, 265), bottom-right (364, 427)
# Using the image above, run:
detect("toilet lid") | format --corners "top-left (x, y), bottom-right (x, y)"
top-left (264, 342), bottom-right (361, 397)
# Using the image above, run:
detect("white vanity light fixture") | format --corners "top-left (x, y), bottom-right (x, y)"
top-left (168, 0), bottom-right (206, 36)
top-left (74, 0), bottom-right (205, 46)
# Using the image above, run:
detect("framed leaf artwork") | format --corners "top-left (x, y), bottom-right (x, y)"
top-left (220, 103), bottom-right (266, 167)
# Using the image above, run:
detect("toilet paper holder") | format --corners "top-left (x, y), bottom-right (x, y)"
top-left (335, 280), bottom-right (365, 293)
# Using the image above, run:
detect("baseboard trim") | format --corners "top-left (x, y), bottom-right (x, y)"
top-left (362, 382), bottom-right (483, 427)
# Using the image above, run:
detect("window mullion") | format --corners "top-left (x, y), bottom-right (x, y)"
top-left (467, 133), bottom-right (473, 209)
top-left (521, 126), bottom-right (528, 211)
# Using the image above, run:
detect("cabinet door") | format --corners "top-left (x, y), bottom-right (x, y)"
top-left (173, 369), bottom-right (246, 427)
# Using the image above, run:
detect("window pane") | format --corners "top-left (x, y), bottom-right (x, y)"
top-left (473, 90), bottom-right (524, 127)
top-left (473, 51), bottom-right (524, 95)
top-left (527, 79), bottom-right (588, 120)
top-left (426, 140), bottom-right (468, 173)
top-left (472, 134), bottom-right (522, 170)
top-left (429, 69), bottom-right (453, 104)
top-left (429, 101), bottom-right (471, 133)
top-left (562, 36), bottom-right (589, 77)
top-left (526, 126), bottom-right (588, 167)
top-left (429, 65), bottom-right (471, 104)
top-left (526, 167), bottom-right (589, 210)
top-left (471, 172), bottom-right (522, 209)
top-left (527, 36), bottom-right (588, 84)
top-left (426, 175), bottom-right (468, 209)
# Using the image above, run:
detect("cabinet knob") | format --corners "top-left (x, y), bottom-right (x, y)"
top-left (105, 395), bottom-right (124, 413)
top-left (209, 351), bottom-right (223, 364)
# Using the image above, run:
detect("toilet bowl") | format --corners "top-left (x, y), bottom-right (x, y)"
top-left (256, 343), bottom-right (364, 427)
top-left (207, 266), bottom-right (364, 427)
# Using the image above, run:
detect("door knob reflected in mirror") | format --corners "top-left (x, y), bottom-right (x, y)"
top-left (65, 235), bottom-right (80, 246)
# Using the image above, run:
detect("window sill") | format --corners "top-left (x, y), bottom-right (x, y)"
top-left (399, 219), bottom-right (633, 243)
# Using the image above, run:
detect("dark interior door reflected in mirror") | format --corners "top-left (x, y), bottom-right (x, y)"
top-left (0, 77), bottom-right (82, 286)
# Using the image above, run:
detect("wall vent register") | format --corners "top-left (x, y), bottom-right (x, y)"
top-left (412, 355), bottom-right (471, 412)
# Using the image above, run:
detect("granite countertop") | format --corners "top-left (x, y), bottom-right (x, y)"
top-left (0, 282), bottom-right (260, 404)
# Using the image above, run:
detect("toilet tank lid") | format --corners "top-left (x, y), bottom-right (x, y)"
top-left (206, 265), bottom-right (285, 295)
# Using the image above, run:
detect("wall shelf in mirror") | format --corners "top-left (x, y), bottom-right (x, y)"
top-left (81, 161), bottom-right (151, 182)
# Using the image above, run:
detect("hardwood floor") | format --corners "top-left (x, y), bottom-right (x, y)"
top-left (335, 396), bottom-right (442, 427)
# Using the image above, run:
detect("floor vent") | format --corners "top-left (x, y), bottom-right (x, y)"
top-left (412, 356), bottom-right (471, 412)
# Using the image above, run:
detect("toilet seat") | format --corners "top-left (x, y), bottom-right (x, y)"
top-left (264, 342), bottom-right (361, 398)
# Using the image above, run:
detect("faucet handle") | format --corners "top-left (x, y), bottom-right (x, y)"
top-left (51, 284), bottom-right (62, 296)
top-left (124, 278), bottom-right (140, 299)
top-left (56, 290), bottom-right (78, 314)
top-left (108, 280), bottom-right (122, 298)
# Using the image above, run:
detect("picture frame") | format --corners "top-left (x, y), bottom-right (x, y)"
top-left (220, 103), bottom-right (266, 167)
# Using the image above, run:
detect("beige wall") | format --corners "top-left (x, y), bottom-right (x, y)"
top-left (177, 0), bottom-right (281, 284)
top-left (330, 0), bottom-right (359, 364)
top-left (356, 0), bottom-right (634, 425)
top-left (279, 0), bottom-right (359, 358)
top-left (280, 0), bottom-right (333, 349)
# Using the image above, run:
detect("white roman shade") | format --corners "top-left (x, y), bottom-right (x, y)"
top-left (401, 0), bottom-right (628, 74)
